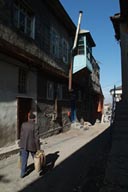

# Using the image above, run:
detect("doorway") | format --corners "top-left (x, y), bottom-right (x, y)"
top-left (17, 97), bottom-right (32, 139)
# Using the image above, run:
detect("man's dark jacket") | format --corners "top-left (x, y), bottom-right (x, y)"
top-left (20, 120), bottom-right (40, 152)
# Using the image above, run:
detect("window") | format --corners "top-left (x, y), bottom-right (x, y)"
top-left (87, 46), bottom-right (93, 62)
top-left (13, 1), bottom-right (35, 39)
top-left (77, 36), bottom-right (84, 55)
top-left (47, 81), bottom-right (54, 100)
top-left (57, 84), bottom-right (62, 100)
top-left (50, 28), bottom-right (69, 63)
top-left (86, 42), bottom-right (92, 54)
top-left (62, 38), bottom-right (69, 64)
top-left (18, 68), bottom-right (27, 93)
top-left (50, 27), bottom-right (59, 58)
top-left (88, 52), bottom-right (90, 59)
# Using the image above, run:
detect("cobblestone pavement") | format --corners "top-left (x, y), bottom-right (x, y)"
top-left (0, 122), bottom-right (110, 192)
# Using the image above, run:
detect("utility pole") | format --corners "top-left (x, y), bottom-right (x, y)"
top-left (68, 11), bottom-right (83, 91)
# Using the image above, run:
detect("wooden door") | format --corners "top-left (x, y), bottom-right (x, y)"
top-left (17, 97), bottom-right (32, 139)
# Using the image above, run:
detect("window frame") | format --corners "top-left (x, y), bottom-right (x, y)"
top-left (47, 81), bottom-right (54, 100)
top-left (62, 38), bottom-right (69, 64)
top-left (50, 27), bottom-right (59, 58)
top-left (77, 36), bottom-right (85, 55)
top-left (13, 1), bottom-right (35, 39)
top-left (57, 84), bottom-right (62, 100)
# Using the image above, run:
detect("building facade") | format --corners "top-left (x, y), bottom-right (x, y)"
top-left (110, 0), bottom-right (128, 101)
top-left (0, 0), bottom-right (76, 147)
top-left (110, 85), bottom-right (122, 102)
top-left (73, 30), bottom-right (104, 124)
top-left (0, 0), bottom-right (103, 147)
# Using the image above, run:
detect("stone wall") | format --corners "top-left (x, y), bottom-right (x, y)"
top-left (37, 99), bottom-right (71, 137)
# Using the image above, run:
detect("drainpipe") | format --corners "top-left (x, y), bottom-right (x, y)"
top-left (68, 11), bottom-right (83, 122)
top-left (68, 11), bottom-right (83, 91)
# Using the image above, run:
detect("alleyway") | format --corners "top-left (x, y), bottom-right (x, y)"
top-left (0, 122), bottom-right (110, 192)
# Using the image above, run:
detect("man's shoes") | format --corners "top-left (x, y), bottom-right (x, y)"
top-left (20, 174), bottom-right (25, 178)
top-left (20, 171), bottom-right (28, 178)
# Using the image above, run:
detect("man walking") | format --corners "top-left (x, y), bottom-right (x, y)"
top-left (19, 112), bottom-right (40, 178)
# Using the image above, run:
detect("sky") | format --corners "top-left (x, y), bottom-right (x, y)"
top-left (60, 0), bottom-right (121, 104)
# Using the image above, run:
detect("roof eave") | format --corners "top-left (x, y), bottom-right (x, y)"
top-left (110, 14), bottom-right (120, 41)
top-left (44, 0), bottom-right (76, 36)
top-left (80, 30), bottom-right (96, 47)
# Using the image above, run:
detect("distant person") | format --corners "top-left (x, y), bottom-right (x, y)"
top-left (19, 112), bottom-right (40, 178)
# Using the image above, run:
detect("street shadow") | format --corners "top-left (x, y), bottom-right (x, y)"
top-left (26, 163), bottom-right (35, 175)
top-left (26, 151), bottom-right (60, 176)
top-left (18, 125), bottom-right (111, 192)
top-left (40, 151), bottom-right (60, 176)
top-left (0, 175), bottom-right (10, 183)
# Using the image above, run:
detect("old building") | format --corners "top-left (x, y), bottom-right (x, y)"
top-left (110, 0), bottom-right (128, 101)
top-left (72, 30), bottom-right (104, 124)
top-left (0, 0), bottom-right (76, 147)
top-left (0, 0), bottom-right (103, 148)
top-left (99, 1), bottom-right (128, 190)
top-left (110, 85), bottom-right (122, 102)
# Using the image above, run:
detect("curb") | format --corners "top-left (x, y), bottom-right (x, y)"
top-left (0, 148), bottom-right (20, 160)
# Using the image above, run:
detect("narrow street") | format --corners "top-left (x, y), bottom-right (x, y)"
top-left (0, 122), bottom-right (111, 192)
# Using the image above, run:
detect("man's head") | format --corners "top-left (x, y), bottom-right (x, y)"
top-left (29, 112), bottom-right (36, 121)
